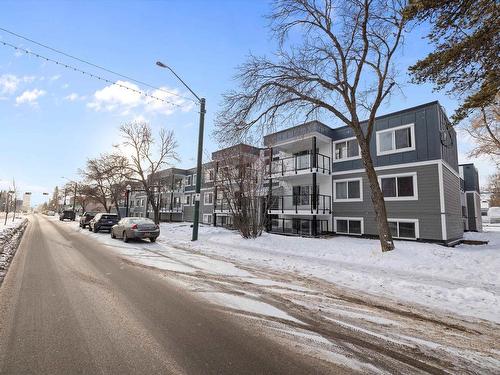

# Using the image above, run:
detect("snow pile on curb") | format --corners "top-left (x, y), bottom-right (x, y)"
top-left (158, 223), bottom-right (500, 323)
top-left (0, 217), bottom-right (28, 284)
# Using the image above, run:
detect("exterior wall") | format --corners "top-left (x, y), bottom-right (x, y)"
top-left (332, 101), bottom-right (447, 172)
top-left (466, 192), bottom-right (483, 231)
top-left (332, 164), bottom-right (443, 241)
top-left (442, 164), bottom-right (464, 241)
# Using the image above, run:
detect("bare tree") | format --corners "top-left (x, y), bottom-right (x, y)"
top-left (80, 153), bottom-right (132, 215)
top-left (216, 0), bottom-right (407, 251)
top-left (74, 184), bottom-right (99, 213)
top-left (214, 146), bottom-right (269, 238)
top-left (119, 121), bottom-right (179, 224)
top-left (465, 98), bottom-right (500, 159)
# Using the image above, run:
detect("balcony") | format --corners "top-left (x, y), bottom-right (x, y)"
top-left (269, 218), bottom-right (330, 236)
top-left (159, 203), bottom-right (183, 213)
top-left (268, 194), bottom-right (331, 215)
top-left (214, 199), bottom-right (231, 213)
top-left (270, 153), bottom-right (331, 177)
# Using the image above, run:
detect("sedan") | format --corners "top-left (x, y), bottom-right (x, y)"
top-left (111, 218), bottom-right (160, 243)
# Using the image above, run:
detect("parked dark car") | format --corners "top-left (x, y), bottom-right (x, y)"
top-left (111, 217), bottom-right (160, 242)
top-left (89, 213), bottom-right (119, 233)
top-left (59, 210), bottom-right (76, 221)
top-left (79, 212), bottom-right (97, 228)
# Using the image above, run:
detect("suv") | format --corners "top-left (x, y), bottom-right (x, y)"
top-left (79, 212), bottom-right (97, 228)
top-left (59, 210), bottom-right (76, 221)
top-left (89, 213), bottom-right (119, 233)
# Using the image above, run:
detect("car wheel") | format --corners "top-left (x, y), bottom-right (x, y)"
top-left (150, 237), bottom-right (156, 243)
top-left (93, 226), bottom-right (98, 233)
top-left (88, 225), bottom-right (92, 231)
top-left (123, 232), bottom-right (129, 243)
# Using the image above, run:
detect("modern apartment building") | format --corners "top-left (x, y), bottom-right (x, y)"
top-left (127, 101), bottom-right (480, 244)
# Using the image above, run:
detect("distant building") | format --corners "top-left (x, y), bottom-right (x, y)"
top-left (22, 192), bottom-right (31, 212)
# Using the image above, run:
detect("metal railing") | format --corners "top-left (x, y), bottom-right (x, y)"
top-left (214, 199), bottom-right (232, 212)
top-left (269, 218), bottom-right (329, 236)
top-left (160, 202), bottom-right (183, 213)
top-left (270, 153), bottom-right (331, 176)
top-left (269, 194), bottom-right (331, 214)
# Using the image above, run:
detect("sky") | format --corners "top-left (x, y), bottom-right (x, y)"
top-left (0, 0), bottom-right (496, 206)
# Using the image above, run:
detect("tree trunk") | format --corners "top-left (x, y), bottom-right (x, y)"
top-left (358, 137), bottom-right (395, 252)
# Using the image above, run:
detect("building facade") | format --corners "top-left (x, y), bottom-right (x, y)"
top-left (126, 101), bottom-right (480, 244)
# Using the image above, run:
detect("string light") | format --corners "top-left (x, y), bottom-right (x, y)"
top-left (0, 40), bottom-right (188, 108)
top-left (0, 26), bottom-right (195, 103)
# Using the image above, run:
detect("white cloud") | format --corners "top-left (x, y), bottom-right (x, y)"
top-left (15, 88), bottom-right (46, 105)
top-left (0, 74), bottom-right (38, 95)
top-left (0, 74), bottom-right (20, 94)
top-left (64, 93), bottom-right (84, 102)
top-left (87, 80), bottom-right (194, 117)
top-left (50, 75), bottom-right (61, 81)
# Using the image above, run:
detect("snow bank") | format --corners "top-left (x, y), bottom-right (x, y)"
top-left (0, 216), bottom-right (28, 284)
top-left (158, 223), bottom-right (500, 323)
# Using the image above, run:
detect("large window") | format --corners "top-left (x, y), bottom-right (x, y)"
top-left (335, 217), bottom-right (363, 235)
top-left (334, 138), bottom-right (360, 161)
top-left (205, 169), bottom-right (214, 182)
top-left (186, 175), bottom-right (192, 186)
top-left (379, 173), bottom-right (417, 200)
top-left (203, 192), bottom-right (213, 205)
top-left (388, 219), bottom-right (419, 239)
top-left (376, 124), bottom-right (415, 155)
top-left (203, 214), bottom-right (213, 224)
top-left (334, 178), bottom-right (362, 202)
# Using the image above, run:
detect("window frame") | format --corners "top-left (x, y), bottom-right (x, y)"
top-left (203, 191), bottom-right (213, 205)
top-left (332, 136), bottom-right (362, 163)
top-left (333, 177), bottom-right (363, 202)
top-left (203, 214), bottom-right (213, 224)
top-left (387, 218), bottom-right (419, 240)
top-left (376, 123), bottom-right (416, 156)
top-left (334, 217), bottom-right (364, 235)
top-left (378, 172), bottom-right (418, 201)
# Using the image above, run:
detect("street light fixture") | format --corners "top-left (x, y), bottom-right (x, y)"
top-left (156, 60), bottom-right (206, 241)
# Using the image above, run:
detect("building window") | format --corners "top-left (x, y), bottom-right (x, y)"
top-left (205, 169), bottom-right (214, 182)
top-left (193, 174), bottom-right (197, 186)
top-left (203, 214), bottom-right (212, 224)
top-left (140, 199), bottom-right (145, 207)
top-left (388, 219), bottom-right (419, 240)
top-left (334, 217), bottom-right (363, 235)
top-left (186, 195), bottom-right (191, 205)
top-left (334, 138), bottom-right (360, 161)
top-left (376, 124), bottom-right (415, 155)
top-left (186, 175), bottom-right (192, 186)
top-left (204, 192), bottom-right (213, 205)
top-left (334, 178), bottom-right (362, 202)
top-left (379, 173), bottom-right (417, 200)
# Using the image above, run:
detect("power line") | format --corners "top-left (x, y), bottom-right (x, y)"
top-left (0, 26), bottom-right (195, 103)
top-left (0, 40), bottom-right (190, 108)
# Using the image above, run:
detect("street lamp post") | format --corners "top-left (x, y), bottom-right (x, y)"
top-left (156, 61), bottom-right (206, 241)
top-left (126, 184), bottom-right (131, 217)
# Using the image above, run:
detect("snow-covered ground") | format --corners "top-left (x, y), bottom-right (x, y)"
top-left (0, 214), bottom-right (26, 235)
top-left (60, 217), bottom-right (500, 373)
top-left (156, 223), bottom-right (500, 324)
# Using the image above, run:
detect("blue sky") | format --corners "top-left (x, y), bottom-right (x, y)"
top-left (0, 0), bottom-right (495, 205)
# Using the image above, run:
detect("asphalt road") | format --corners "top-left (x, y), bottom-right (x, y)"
top-left (0, 215), bottom-right (338, 375)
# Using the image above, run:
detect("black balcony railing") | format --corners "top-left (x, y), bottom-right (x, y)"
top-left (160, 203), bottom-right (183, 213)
top-left (269, 194), bottom-right (331, 214)
top-left (270, 153), bottom-right (331, 176)
top-left (269, 218), bottom-right (329, 236)
top-left (214, 199), bottom-right (232, 212)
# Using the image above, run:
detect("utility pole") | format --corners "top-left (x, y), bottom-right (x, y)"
top-left (72, 182), bottom-right (77, 214)
top-left (156, 61), bottom-right (205, 241)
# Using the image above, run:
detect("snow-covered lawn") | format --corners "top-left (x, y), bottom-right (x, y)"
top-left (157, 223), bottom-right (500, 324)
top-left (0, 214), bottom-right (26, 235)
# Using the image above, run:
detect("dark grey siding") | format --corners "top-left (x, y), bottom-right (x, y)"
top-left (461, 164), bottom-right (480, 192)
top-left (332, 102), bottom-right (450, 172)
top-left (437, 106), bottom-right (459, 170)
top-left (332, 164), bottom-right (443, 241)
top-left (443, 164), bottom-right (463, 241)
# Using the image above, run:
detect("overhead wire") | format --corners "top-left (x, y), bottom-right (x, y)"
top-left (0, 26), bottom-right (195, 103)
top-left (0, 40), bottom-right (189, 108)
